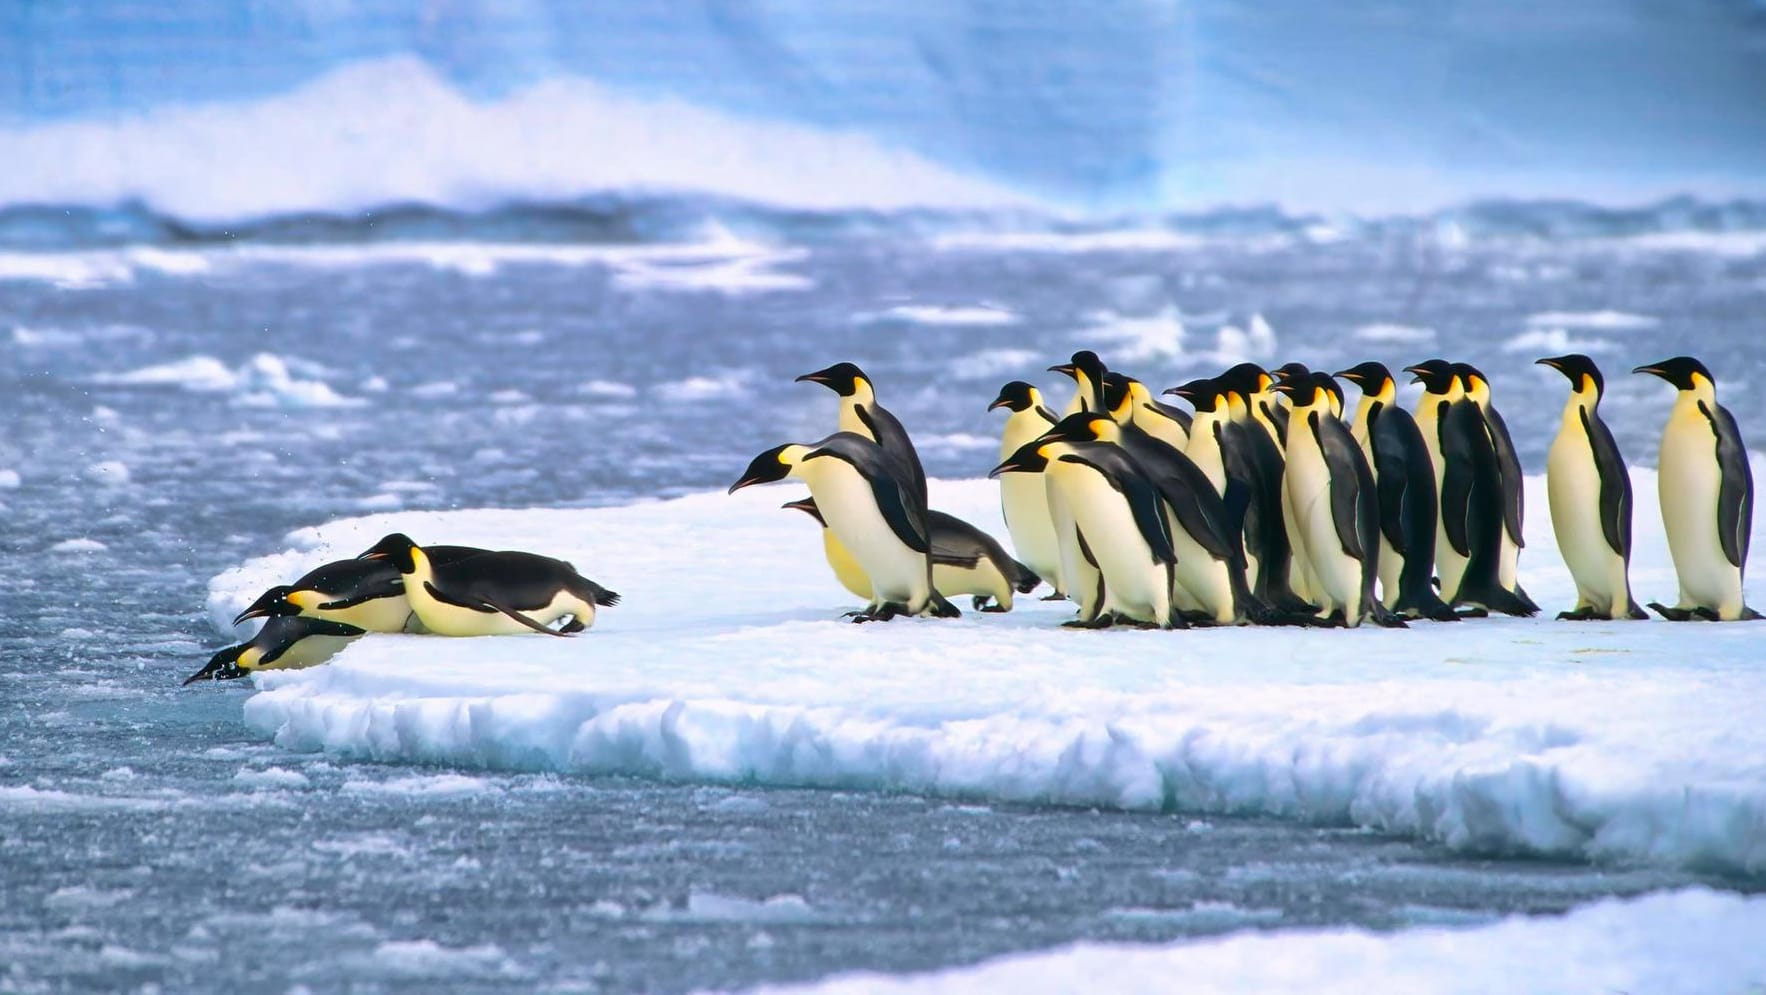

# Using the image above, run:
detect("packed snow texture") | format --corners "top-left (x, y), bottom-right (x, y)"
top-left (216, 469), bottom-right (1766, 875)
top-left (730, 888), bottom-right (1766, 995)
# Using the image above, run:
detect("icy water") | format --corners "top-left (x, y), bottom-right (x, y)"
top-left (3, 220), bottom-right (1764, 991)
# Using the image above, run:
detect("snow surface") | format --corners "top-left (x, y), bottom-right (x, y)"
top-left (217, 469), bottom-right (1766, 875)
top-left (728, 888), bottom-right (1766, 995)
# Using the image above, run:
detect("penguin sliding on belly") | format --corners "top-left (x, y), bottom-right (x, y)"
top-left (990, 381), bottom-right (1065, 598)
top-left (782, 497), bottom-right (1038, 612)
top-left (1635, 356), bottom-right (1758, 621)
top-left (1273, 373), bottom-right (1405, 628)
top-left (359, 534), bottom-right (619, 636)
top-left (1335, 363), bottom-right (1457, 622)
top-left (1538, 354), bottom-right (1646, 620)
top-left (992, 420), bottom-right (1179, 628)
top-left (732, 433), bottom-right (961, 622)
top-left (183, 616), bottom-right (367, 685)
top-left (232, 544), bottom-right (491, 633)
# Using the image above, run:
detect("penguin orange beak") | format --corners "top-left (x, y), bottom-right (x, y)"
top-left (1270, 381), bottom-right (1298, 397)
top-left (793, 372), bottom-right (830, 386)
top-left (1047, 362), bottom-right (1077, 378)
top-left (1536, 357), bottom-right (1562, 371)
top-left (1632, 364), bottom-right (1663, 377)
top-left (1330, 369), bottom-right (1361, 385)
top-left (727, 476), bottom-right (764, 494)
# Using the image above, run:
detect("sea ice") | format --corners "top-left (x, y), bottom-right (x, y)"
top-left (218, 469), bottom-right (1766, 873)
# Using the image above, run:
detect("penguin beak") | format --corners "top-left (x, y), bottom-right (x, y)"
top-left (987, 459), bottom-right (1023, 479)
top-left (1048, 362), bottom-right (1077, 378)
top-left (183, 652), bottom-right (245, 687)
top-left (232, 590), bottom-right (287, 626)
top-left (987, 395), bottom-right (1012, 412)
top-left (727, 476), bottom-right (764, 495)
top-left (1330, 369), bottom-right (1361, 386)
top-left (1632, 364), bottom-right (1663, 378)
top-left (1161, 386), bottom-right (1192, 399)
top-left (793, 372), bottom-right (829, 386)
top-left (1271, 382), bottom-right (1297, 397)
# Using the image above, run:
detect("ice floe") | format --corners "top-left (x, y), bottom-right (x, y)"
top-left (218, 469), bottom-right (1766, 874)
top-left (731, 888), bottom-right (1766, 995)
top-left (91, 353), bottom-right (361, 409)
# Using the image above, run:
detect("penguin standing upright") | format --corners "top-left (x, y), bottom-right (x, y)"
top-left (993, 417), bottom-right (1179, 628)
top-left (797, 363), bottom-right (928, 506)
top-left (1104, 373), bottom-right (1191, 450)
top-left (732, 433), bottom-right (960, 621)
top-left (1274, 373), bottom-right (1404, 628)
top-left (1404, 360), bottom-right (1467, 599)
top-left (1336, 362), bottom-right (1457, 621)
top-left (1635, 356), bottom-right (1758, 621)
top-left (1537, 355), bottom-right (1646, 620)
top-left (1435, 386), bottom-right (1537, 616)
top-left (183, 616), bottom-right (367, 685)
top-left (990, 381), bottom-right (1065, 597)
top-left (1454, 363), bottom-right (1537, 613)
top-left (1197, 372), bottom-right (1312, 612)
top-left (359, 534), bottom-right (619, 636)
top-left (1221, 362), bottom-right (1288, 450)
top-left (1050, 351), bottom-right (1109, 416)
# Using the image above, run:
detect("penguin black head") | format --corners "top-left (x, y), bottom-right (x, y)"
top-left (1048, 350), bottom-right (1106, 382)
top-left (988, 381), bottom-right (1039, 413)
top-left (1403, 359), bottom-right (1456, 394)
top-left (1272, 362), bottom-right (1312, 385)
top-left (1165, 377), bottom-right (1222, 410)
top-left (989, 439), bottom-right (1052, 478)
top-left (1102, 372), bottom-right (1133, 414)
top-left (359, 533), bottom-right (420, 572)
top-left (1633, 356), bottom-right (1714, 392)
top-left (183, 645), bottom-right (249, 686)
top-left (1334, 361), bottom-right (1395, 396)
top-left (795, 363), bottom-right (870, 398)
top-left (780, 496), bottom-right (826, 527)
top-left (1219, 362), bottom-right (1273, 397)
top-left (729, 444), bottom-right (797, 493)
top-left (1537, 354), bottom-right (1604, 396)
top-left (1272, 371), bottom-right (1333, 408)
top-left (233, 585), bottom-right (301, 626)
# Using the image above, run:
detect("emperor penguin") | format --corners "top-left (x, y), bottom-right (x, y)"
top-left (1199, 372), bottom-right (1313, 612)
top-left (1404, 360), bottom-right (1467, 599)
top-left (1453, 363), bottom-right (1537, 613)
top-left (1049, 350), bottom-right (1109, 416)
top-left (1104, 373), bottom-right (1191, 450)
top-left (1635, 356), bottom-right (1759, 621)
top-left (1058, 411), bottom-right (1251, 625)
top-left (1273, 373), bottom-right (1405, 628)
top-left (232, 545), bottom-right (491, 634)
top-left (1537, 355), bottom-right (1646, 620)
top-left (731, 433), bottom-right (960, 621)
top-left (183, 616), bottom-right (367, 685)
top-left (1274, 363), bottom-right (1342, 418)
top-left (1335, 362), bottom-right (1457, 621)
top-left (990, 381), bottom-right (1065, 597)
top-left (359, 534), bottom-right (619, 636)
top-left (992, 417), bottom-right (1179, 628)
top-left (797, 363), bottom-right (928, 506)
top-left (1221, 362), bottom-right (1288, 450)
top-left (783, 497), bottom-right (1038, 612)
top-left (1436, 387), bottom-right (1537, 616)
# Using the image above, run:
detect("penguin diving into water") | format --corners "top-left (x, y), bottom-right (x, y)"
top-left (359, 534), bottom-right (619, 636)
top-left (1537, 354), bottom-right (1646, 620)
top-left (183, 615), bottom-right (367, 685)
top-left (1634, 356), bottom-right (1759, 621)
top-left (731, 433), bottom-right (961, 621)
top-left (232, 544), bottom-right (491, 633)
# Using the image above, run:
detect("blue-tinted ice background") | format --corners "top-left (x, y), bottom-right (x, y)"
top-left (3, 3), bottom-right (1766, 992)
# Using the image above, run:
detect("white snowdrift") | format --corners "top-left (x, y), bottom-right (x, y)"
top-left (215, 469), bottom-right (1766, 874)
top-left (729, 888), bottom-right (1766, 995)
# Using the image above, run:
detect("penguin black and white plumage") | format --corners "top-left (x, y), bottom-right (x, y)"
top-left (1537, 355), bottom-right (1646, 620)
top-left (1059, 412), bottom-right (1251, 625)
top-left (1635, 356), bottom-right (1758, 621)
top-left (232, 545), bottom-right (491, 634)
top-left (992, 419), bottom-right (1178, 628)
top-left (1104, 372), bottom-right (1191, 450)
top-left (1274, 363), bottom-right (1343, 418)
top-left (183, 616), bottom-right (367, 685)
top-left (1404, 359), bottom-right (1467, 600)
top-left (1049, 350), bottom-right (1109, 416)
top-left (990, 381), bottom-right (1065, 597)
top-left (1435, 386), bottom-right (1538, 617)
top-left (782, 497), bottom-right (1038, 612)
top-left (1454, 363), bottom-right (1537, 613)
top-left (359, 534), bottom-right (619, 636)
top-left (1274, 373), bottom-right (1405, 628)
top-left (797, 362), bottom-right (928, 507)
top-left (1195, 374), bottom-right (1313, 613)
top-left (1221, 362), bottom-right (1288, 450)
top-left (1336, 362), bottom-right (1457, 621)
top-left (732, 433), bottom-right (960, 622)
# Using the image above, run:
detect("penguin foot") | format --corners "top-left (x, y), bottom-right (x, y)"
top-left (1369, 605), bottom-right (1410, 629)
top-left (558, 617), bottom-right (586, 634)
top-left (1556, 607), bottom-right (1597, 621)
top-left (1647, 602), bottom-right (1695, 622)
top-left (1625, 602), bottom-right (1649, 620)
top-left (1742, 607), bottom-right (1764, 621)
top-left (1041, 592), bottom-right (1069, 602)
top-left (927, 593), bottom-right (964, 619)
top-left (1513, 584), bottom-right (1542, 614)
top-left (1062, 615), bottom-right (1116, 630)
top-left (1455, 607), bottom-right (1490, 619)
top-left (1692, 607), bottom-right (1722, 622)
top-left (1114, 617), bottom-right (1163, 630)
top-left (975, 597), bottom-right (1010, 614)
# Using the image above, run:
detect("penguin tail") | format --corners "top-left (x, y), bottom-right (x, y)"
top-left (1625, 601), bottom-right (1649, 621)
top-left (1740, 606), bottom-right (1763, 621)
top-left (571, 577), bottom-right (620, 608)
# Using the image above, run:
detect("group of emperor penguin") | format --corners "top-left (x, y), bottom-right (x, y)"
top-left (739, 350), bottom-right (1755, 630)
top-left (185, 533), bottom-right (618, 685)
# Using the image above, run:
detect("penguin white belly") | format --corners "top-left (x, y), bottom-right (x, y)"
top-left (312, 594), bottom-right (414, 634)
top-left (1000, 474), bottom-right (1063, 591)
top-left (408, 583), bottom-right (585, 637)
top-left (1280, 473), bottom-right (1319, 602)
top-left (1050, 465), bottom-right (1169, 624)
top-left (1286, 440), bottom-right (1361, 618)
top-left (1659, 416), bottom-right (1743, 613)
top-left (820, 529), bottom-right (875, 602)
top-left (933, 559), bottom-right (1012, 609)
top-left (1547, 428), bottom-right (1627, 614)
top-left (811, 467), bottom-right (930, 608)
top-left (1376, 534), bottom-right (1403, 609)
top-left (1047, 479), bottom-right (1103, 619)
top-left (259, 632), bottom-right (362, 671)
top-left (1183, 427), bottom-right (1229, 496)
top-left (1169, 523), bottom-right (1235, 624)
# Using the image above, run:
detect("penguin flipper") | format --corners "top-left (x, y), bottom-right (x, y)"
top-left (1485, 405), bottom-right (1526, 548)
top-left (1582, 407), bottom-right (1633, 560)
top-left (423, 582), bottom-right (571, 636)
top-left (1707, 402), bottom-right (1753, 570)
top-left (1310, 414), bottom-right (1368, 560)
